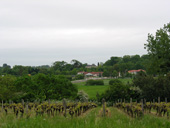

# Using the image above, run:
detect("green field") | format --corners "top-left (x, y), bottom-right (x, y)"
top-left (74, 78), bottom-right (132, 99)
top-left (1, 107), bottom-right (170, 128)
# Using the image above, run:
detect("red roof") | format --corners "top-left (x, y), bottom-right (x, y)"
top-left (128, 69), bottom-right (146, 73)
top-left (78, 72), bottom-right (103, 75)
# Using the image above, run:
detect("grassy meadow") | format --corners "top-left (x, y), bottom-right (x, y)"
top-left (74, 78), bottom-right (132, 99)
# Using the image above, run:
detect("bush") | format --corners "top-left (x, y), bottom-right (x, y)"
top-left (109, 79), bottom-right (122, 85)
top-left (76, 90), bottom-right (89, 102)
top-left (101, 82), bottom-right (130, 101)
top-left (132, 72), bottom-right (170, 101)
top-left (14, 74), bottom-right (78, 101)
top-left (74, 74), bottom-right (84, 80)
top-left (86, 79), bottom-right (104, 85)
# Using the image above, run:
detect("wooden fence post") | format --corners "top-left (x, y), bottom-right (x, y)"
top-left (130, 98), bottom-right (132, 107)
top-left (26, 100), bottom-right (28, 114)
top-left (1, 100), bottom-right (3, 113)
top-left (158, 97), bottom-right (161, 116)
top-left (63, 99), bottom-right (67, 117)
top-left (158, 97), bottom-right (160, 104)
top-left (141, 99), bottom-right (144, 113)
top-left (102, 98), bottom-right (106, 117)
top-left (48, 99), bottom-right (51, 105)
top-left (165, 98), bottom-right (167, 103)
top-left (22, 99), bottom-right (24, 107)
top-left (144, 98), bottom-right (146, 105)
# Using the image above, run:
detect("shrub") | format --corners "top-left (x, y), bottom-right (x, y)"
top-left (101, 82), bottom-right (130, 101)
top-left (109, 79), bottom-right (122, 85)
top-left (86, 79), bottom-right (104, 85)
top-left (74, 74), bottom-right (84, 80)
top-left (76, 90), bottom-right (89, 102)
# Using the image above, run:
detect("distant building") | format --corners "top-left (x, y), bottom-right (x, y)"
top-left (77, 72), bottom-right (103, 77)
top-left (77, 71), bottom-right (85, 75)
top-left (85, 64), bottom-right (97, 68)
top-left (128, 69), bottom-right (146, 75)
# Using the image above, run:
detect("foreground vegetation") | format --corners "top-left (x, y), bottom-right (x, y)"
top-left (1, 106), bottom-right (170, 128)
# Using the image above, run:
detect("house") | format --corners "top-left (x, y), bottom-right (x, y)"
top-left (85, 64), bottom-right (97, 68)
top-left (128, 69), bottom-right (146, 75)
top-left (77, 71), bottom-right (86, 75)
top-left (77, 72), bottom-right (103, 77)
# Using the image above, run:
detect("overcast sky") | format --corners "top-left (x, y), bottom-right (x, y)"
top-left (0, 0), bottom-right (169, 66)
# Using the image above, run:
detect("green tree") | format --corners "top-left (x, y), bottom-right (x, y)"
top-left (109, 79), bottom-right (122, 85)
top-left (14, 74), bottom-right (78, 101)
top-left (74, 74), bottom-right (84, 80)
top-left (145, 23), bottom-right (170, 74)
top-left (12, 65), bottom-right (28, 76)
top-left (52, 61), bottom-right (67, 72)
top-left (0, 75), bottom-right (17, 100)
top-left (101, 80), bottom-right (129, 101)
top-left (104, 57), bottom-right (121, 66)
top-left (71, 59), bottom-right (82, 68)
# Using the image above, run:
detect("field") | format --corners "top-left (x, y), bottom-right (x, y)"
top-left (1, 107), bottom-right (170, 128)
top-left (74, 78), bottom-right (132, 99)
top-left (2, 78), bottom-right (169, 128)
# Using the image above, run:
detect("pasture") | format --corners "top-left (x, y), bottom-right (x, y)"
top-left (74, 78), bottom-right (132, 99)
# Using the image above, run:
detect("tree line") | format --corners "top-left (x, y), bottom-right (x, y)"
top-left (0, 74), bottom-right (78, 102)
top-left (0, 55), bottom-right (150, 78)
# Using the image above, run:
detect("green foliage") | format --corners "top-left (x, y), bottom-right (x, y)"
top-left (76, 90), bottom-right (89, 102)
top-left (74, 74), bottom-right (84, 80)
top-left (104, 57), bottom-right (121, 66)
top-left (101, 81), bottom-right (130, 101)
top-left (145, 23), bottom-right (170, 74)
top-left (0, 74), bottom-right (78, 101)
top-left (133, 72), bottom-right (170, 101)
top-left (71, 59), bottom-right (82, 68)
top-left (0, 54), bottom-right (150, 77)
top-left (0, 75), bottom-right (17, 100)
top-left (85, 79), bottom-right (104, 86)
top-left (133, 72), bottom-right (155, 100)
top-left (109, 79), bottom-right (122, 85)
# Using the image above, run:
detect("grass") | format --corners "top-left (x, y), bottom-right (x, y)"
top-left (77, 85), bottom-right (109, 99)
top-left (1, 107), bottom-right (170, 128)
top-left (108, 107), bottom-right (170, 128)
top-left (74, 78), bottom-right (132, 99)
top-left (0, 107), bottom-right (99, 128)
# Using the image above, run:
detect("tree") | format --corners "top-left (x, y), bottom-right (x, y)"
top-left (0, 75), bottom-right (17, 100)
top-left (109, 79), bottom-right (122, 85)
top-left (104, 57), bottom-right (121, 66)
top-left (52, 61), bottom-right (67, 72)
top-left (12, 65), bottom-right (28, 76)
top-left (74, 74), bottom-right (84, 80)
top-left (144, 23), bottom-right (170, 74)
top-left (71, 59), bottom-right (82, 69)
top-left (14, 74), bottom-right (78, 101)
top-left (130, 55), bottom-right (140, 64)
top-left (101, 81), bottom-right (129, 101)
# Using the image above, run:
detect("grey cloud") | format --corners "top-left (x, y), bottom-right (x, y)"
top-left (0, 0), bottom-right (169, 66)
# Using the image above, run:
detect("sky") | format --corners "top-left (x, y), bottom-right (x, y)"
top-left (0, 0), bottom-right (170, 66)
